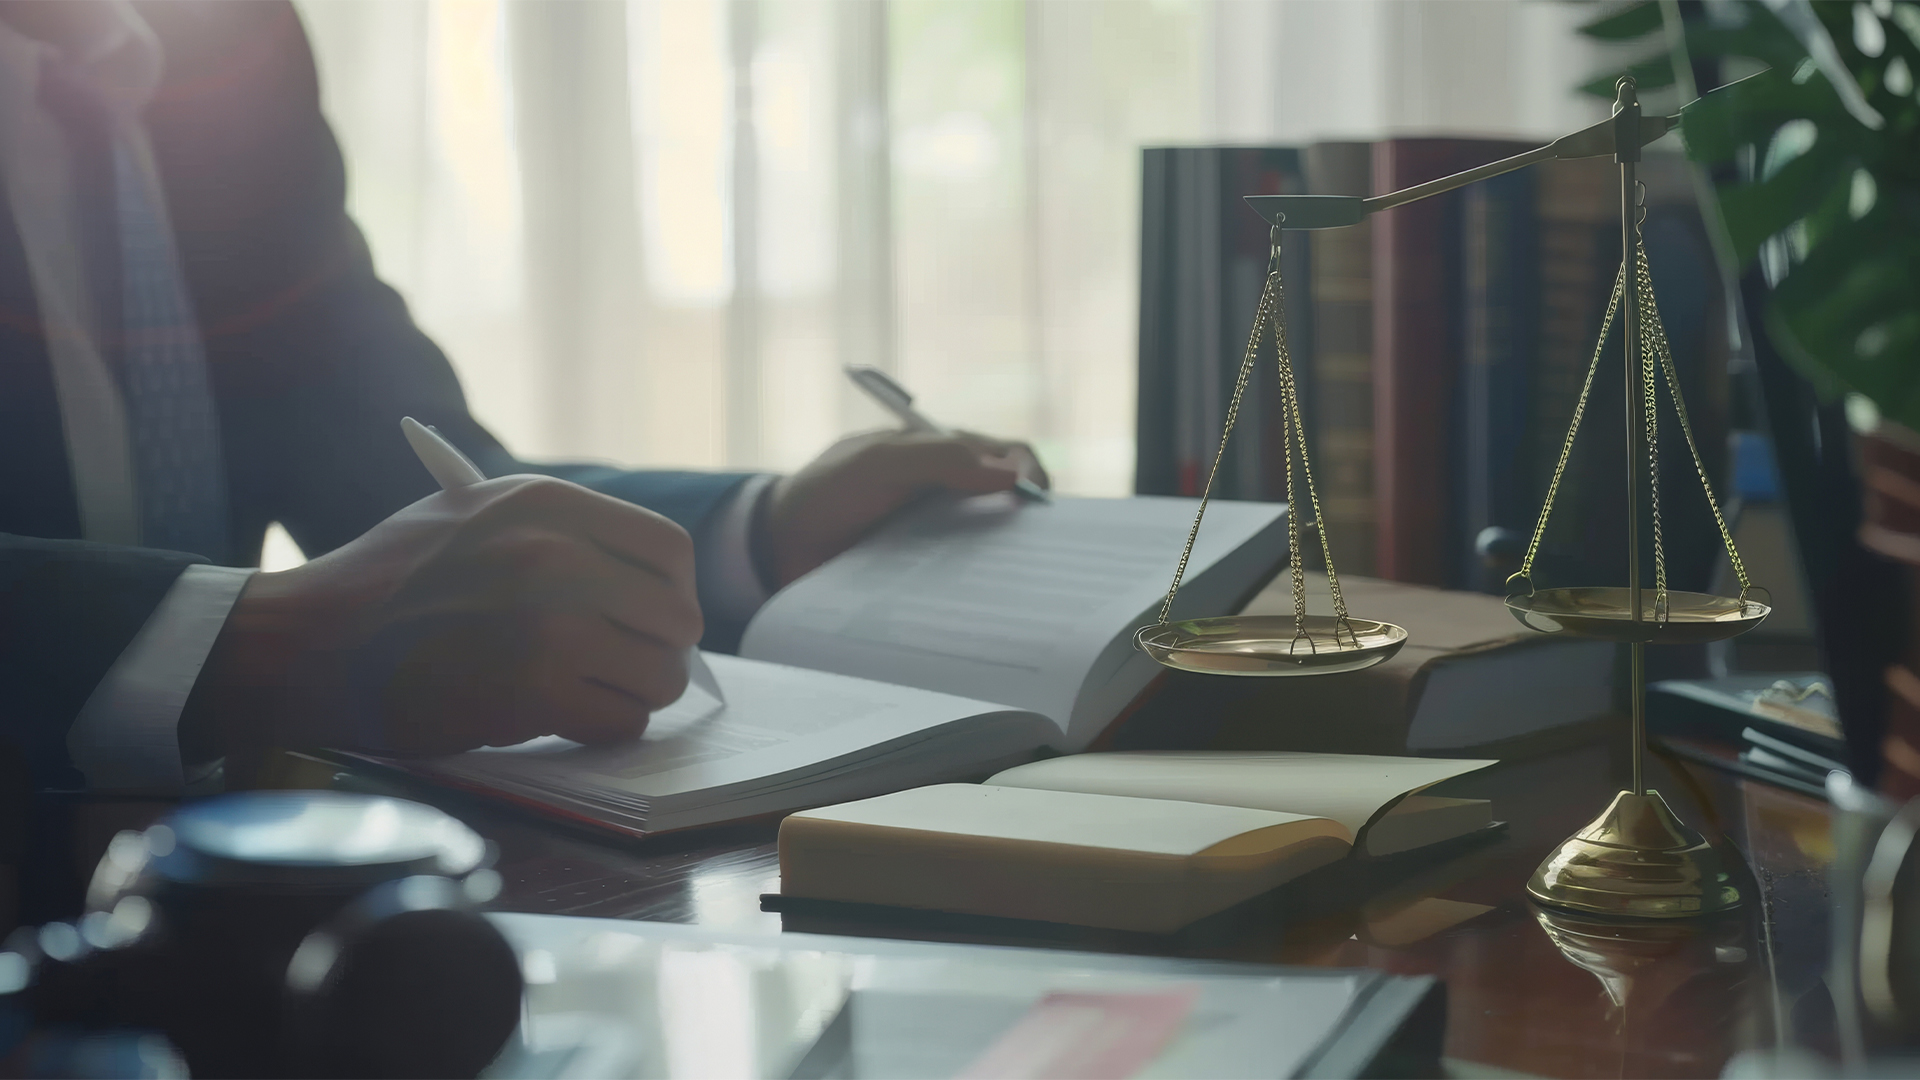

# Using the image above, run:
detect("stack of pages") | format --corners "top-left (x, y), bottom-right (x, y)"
top-left (776, 752), bottom-right (1497, 932)
top-left (394, 494), bottom-right (1289, 836)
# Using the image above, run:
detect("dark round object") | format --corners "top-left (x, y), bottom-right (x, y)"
top-left (285, 878), bottom-right (523, 1079)
top-left (154, 791), bottom-right (490, 889)
top-left (1475, 526), bottom-right (1526, 571)
top-left (63, 792), bottom-right (516, 1079)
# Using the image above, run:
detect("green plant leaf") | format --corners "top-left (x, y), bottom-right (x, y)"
top-left (1770, 289), bottom-right (1920, 427)
top-left (1580, 1), bottom-right (1663, 42)
top-left (1866, 313), bottom-right (1920, 431)
top-left (1681, 68), bottom-right (1848, 162)
top-left (1769, 208), bottom-right (1899, 308)
top-left (1766, 199), bottom-right (1920, 401)
top-left (1755, 301), bottom-right (1849, 400)
top-left (1798, 162), bottom-right (1875, 249)
top-left (1684, 18), bottom-right (1816, 70)
top-left (1716, 150), bottom-right (1854, 264)
top-left (1779, 251), bottom-right (1915, 351)
top-left (1588, 0), bottom-right (1920, 431)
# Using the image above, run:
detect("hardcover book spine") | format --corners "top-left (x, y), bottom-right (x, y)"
top-left (1173, 147), bottom-right (1224, 497)
top-left (1370, 139), bottom-right (1531, 585)
top-left (1136, 147), bottom-right (1305, 501)
top-left (1226, 148), bottom-right (1308, 503)
top-left (1135, 148), bottom-right (1180, 496)
top-left (1457, 169), bottom-right (1538, 591)
top-left (1528, 159), bottom-right (1622, 589)
top-left (1304, 142), bottom-right (1375, 574)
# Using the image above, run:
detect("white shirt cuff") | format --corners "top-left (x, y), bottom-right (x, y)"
top-left (702, 474), bottom-right (777, 628)
top-left (67, 563), bottom-right (256, 794)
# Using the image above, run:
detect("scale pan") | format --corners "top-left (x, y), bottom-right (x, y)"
top-left (1136, 615), bottom-right (1407, 676)
top-left (1505, 587), bottom-right (1769, 644)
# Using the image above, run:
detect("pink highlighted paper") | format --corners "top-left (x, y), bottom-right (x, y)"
top-left (955, 985), bottom-right (1200, 1080)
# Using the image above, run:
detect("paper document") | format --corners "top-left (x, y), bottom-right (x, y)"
top-left (743, 494), bottom-right (1286, 745)
top-left (422, 654), bottom-right (1049, 832)
top-left (486, 913), bottom-right (1380, 1080)
top-left (955, 987), bottom-right (1198, 1080)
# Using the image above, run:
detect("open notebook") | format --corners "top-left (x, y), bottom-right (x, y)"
top-left (775, 752), bottom-right (1497, 933)
top-left (394, 495), bottom-right (1289, 836)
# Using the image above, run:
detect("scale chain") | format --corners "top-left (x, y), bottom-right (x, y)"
top-left (1280, 328), bottom-right (1308, 639)
top-left (1636, 246), bottom-right (1754, 599)
top-left (1272, 272), bottom-right (1354, 637)
top-left (1512, 244), bottom-right (1756, 616)
top-left (1154, 226), bottom-right (1353, 648)
top-left (1641, 257), bottom-right (1667, 621)
top-left (1632, 184), bottom-right (1671, 623)
top-left (1154, 272), bottom-right (1274, 625)
top-left (1515, 262), bottom-right (1628, 584)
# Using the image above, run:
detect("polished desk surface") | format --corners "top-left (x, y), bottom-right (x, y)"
top-left (400, 733), bottom-right (1837, 1080)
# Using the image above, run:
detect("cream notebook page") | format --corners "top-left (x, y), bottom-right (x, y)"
top-left (986, 752), bottom-right (1495, 836)
top-left (429, 654), bottom-right (1045, 799)
top-left (795, 783), bottom-right (1353, 855)
top-left (740, 495), bottom-right (1287, 750)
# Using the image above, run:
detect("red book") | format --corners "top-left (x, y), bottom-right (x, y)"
top-left (1370, 138), bottom-right (1532, 585)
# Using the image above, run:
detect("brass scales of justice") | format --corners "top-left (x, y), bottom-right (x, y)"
top-left (1136, 76), bottom-right (1770, 919)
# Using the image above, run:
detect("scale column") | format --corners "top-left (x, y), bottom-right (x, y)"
top-left (1525, 72), bottom-right (1750, 920)
top-left (1615, 75), bottom-right (1645, 798)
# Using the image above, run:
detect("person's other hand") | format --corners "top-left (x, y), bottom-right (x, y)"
top-left (760, 429), bottom-right (1048, 586)
top-left (181, 476), bottom-right (701, 758)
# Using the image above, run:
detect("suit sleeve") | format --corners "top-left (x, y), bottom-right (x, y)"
top-left (0, 534), bottom-right (201, 790)
top-left (136, 1), bottom-right (761, 644)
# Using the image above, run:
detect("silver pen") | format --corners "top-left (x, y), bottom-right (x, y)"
top-left (399, 417), bottom-right (726, 705)
top-left (844, 366), bottom-right (1051, 503)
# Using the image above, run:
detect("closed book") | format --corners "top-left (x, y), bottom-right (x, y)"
top-left (1192, 574), bottom-right (1616, 756)
top-left (776, 752), bottom-right (1493, 933)
top-left (1457, 166), bottom-right (1539, 591)
top-left (1136, 146), bottom-right (1307, 502)
top-left (1371, 138), bottom-right (1532, 585)
top-left (1302, 141), bottom-right (1376, 576)
top-left (1526, 158), bottom-right (1620, 590)
top-left (1648, 673), bottom-right (1844, 760)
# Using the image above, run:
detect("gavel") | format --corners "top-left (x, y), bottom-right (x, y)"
top-left (1, 792), bottom-right (523, 1079)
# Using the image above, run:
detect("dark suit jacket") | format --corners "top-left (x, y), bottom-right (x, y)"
top-left (0, 1), bottom-right (754, 795)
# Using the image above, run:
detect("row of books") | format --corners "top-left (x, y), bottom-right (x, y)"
top-left (1136, 140), bottom-right (1733, 595)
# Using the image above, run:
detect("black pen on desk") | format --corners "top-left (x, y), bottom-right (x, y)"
top-left (843, 365), bottom-right (1052, 503)
top-left (398, 416), bottom-right (726, 704)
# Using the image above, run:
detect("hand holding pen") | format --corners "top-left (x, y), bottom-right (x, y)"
top-left (402, 418), bottom-right (725, 706)
top-left (178, 423), bottom-right (712, 761)
top-left (845, 366), bottom-right (1051, 504)
top-left (745, 373), bottom-right (1052, 588)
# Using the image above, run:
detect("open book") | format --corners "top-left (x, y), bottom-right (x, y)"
top-left (776, 752), bottom-right (1497, 933)
top-left (399, 495), bottom-right (1289, 836)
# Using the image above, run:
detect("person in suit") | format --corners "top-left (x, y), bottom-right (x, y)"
top-left (0, 0), bottom-right (1045, 812)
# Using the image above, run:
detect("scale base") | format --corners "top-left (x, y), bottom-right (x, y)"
top-left (1527, 789), bottom-right (1741, 919)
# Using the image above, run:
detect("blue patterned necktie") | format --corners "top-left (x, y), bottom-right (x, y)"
top-left (41, 56), bottom-right (231, 562)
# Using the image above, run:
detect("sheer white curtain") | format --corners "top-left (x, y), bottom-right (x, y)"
top-left (295, 0), bottom-right (1609, 497)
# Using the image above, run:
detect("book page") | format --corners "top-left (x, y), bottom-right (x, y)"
top-left (1364, 795), bottom-right (1491, 856)
top-left (741, 494), bottom-right (1287, 749)
top-left (986, 752), bottom-right (1495, 836)
top-left (791, 783), bottom-right (1351, 856)
top-left (425, 654), bottom-right (1048, 803)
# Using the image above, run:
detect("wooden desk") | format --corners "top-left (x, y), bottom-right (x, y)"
top-left (439, 734), bottom-right (1835, 1079)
